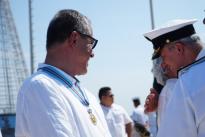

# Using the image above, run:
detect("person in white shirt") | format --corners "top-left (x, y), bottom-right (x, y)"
top-left (144, 19), bottom-right (205, 137)
top-left (99, 87), bottom-right (132, 137)
top-left (15, 9), bottom-right (112, 137)
top-left (131, 98), bottom-right (149, 137)
top-left (131, 98), bottom-right (148, 127)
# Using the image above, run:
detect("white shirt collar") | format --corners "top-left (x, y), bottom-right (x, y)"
top-left (196, 48), bottom-right (205, 60)
top-left (38, 63), bottom-right (78, 85)
top-left (178, 48), bottom-right (205, 76)
top-left (101, 104), bottom-right (113, 109)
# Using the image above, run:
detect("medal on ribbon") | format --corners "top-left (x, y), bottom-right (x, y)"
top-left (88, 108), bottom-right (97, 125)
top-left (39, 66), bottom-right (98, 125)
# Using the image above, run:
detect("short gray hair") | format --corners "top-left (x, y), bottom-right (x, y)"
top-left (164, 34), bottom-right (203, 53)
top-left (177, 34), bottom-right (202, 45)
top-left (46, 9), bottom-right (92, 50)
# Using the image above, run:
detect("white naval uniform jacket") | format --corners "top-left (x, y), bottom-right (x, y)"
top-left (15, 64), bottom-right (112, 137)
top-left (157, 49), bottom-right (205, 137)
top-left (157, 78), bottom-right (177, 127)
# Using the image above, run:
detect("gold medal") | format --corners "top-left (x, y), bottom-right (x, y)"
top-left (88, 108), bottom-right (97, 125)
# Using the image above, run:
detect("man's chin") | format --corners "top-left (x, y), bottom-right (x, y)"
top-left (77, 69), bottom-right (87, 76)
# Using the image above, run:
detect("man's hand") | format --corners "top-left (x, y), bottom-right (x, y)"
top-left (144, 88), bottom-right (159, 113)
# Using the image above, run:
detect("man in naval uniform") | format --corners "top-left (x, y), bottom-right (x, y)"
top-left (144, 19), bottom-right (205, 137)
top-left (15, 9), bottom-right (112, 137)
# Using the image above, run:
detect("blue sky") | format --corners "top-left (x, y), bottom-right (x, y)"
top-left (10, 0), bottom-right (205, 114)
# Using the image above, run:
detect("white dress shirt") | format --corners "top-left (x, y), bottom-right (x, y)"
top-left (101, 104), bottom-right (132, 137)
top-left (15, 63), bottom-right (112, 137)
top-left (131, 105), bottom-right (149, 137)
top-left (131, 105), bottom-right (148, 126)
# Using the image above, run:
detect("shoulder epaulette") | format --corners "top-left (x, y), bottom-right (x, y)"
top-left (178, 55), bottom-right (205, 76)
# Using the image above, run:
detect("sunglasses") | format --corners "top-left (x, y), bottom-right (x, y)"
top-left (107, 94), bottom-right (114, 98)
top-left (76, 31), bottom-right (98, 50)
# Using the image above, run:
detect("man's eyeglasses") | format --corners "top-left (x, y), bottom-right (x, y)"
top-left (76, 31), bottom-right (98, 50)
top-left (107, 94), bottom-right (114, 98)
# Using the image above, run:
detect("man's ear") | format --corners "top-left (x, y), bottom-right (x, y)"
top-left (175, 42), bottom-right (185, 56)
top-left (67, 31), bottom-right (78, 47)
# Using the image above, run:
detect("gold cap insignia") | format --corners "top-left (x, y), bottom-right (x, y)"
top-left (166, 39), bottom-right (170, 43)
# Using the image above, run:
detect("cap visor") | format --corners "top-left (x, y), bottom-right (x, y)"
top-left (152, 52), bottom-right (160, 60)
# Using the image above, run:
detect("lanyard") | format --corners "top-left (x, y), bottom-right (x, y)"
top-left (38, 66), bottom-right (89, 106)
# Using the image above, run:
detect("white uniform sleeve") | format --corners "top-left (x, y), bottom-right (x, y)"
top-left (121, 107), bottom-right (132, 124)
top-left (15, 79), bottom-right (76, 137)
top-left (189, 82), bottom-right (205, 137)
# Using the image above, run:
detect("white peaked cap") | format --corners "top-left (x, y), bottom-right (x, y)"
top-left (144, 19), bottom-right (197, 59)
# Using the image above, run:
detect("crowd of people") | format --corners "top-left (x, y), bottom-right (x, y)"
top-left (15, 9), bottom-right (205, 137)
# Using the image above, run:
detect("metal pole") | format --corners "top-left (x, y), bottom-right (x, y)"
top-left (203, 10), bottom-right (205, 24)
top-left (28, 0), bottom-right (34, 74)
top-left (149, 0), bottom-right (158, 136)
top-left (149, 0), bottom-right (155, 29)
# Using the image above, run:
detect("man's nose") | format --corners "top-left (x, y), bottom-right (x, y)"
top-left (90, 52), bottom-right (94, 58)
